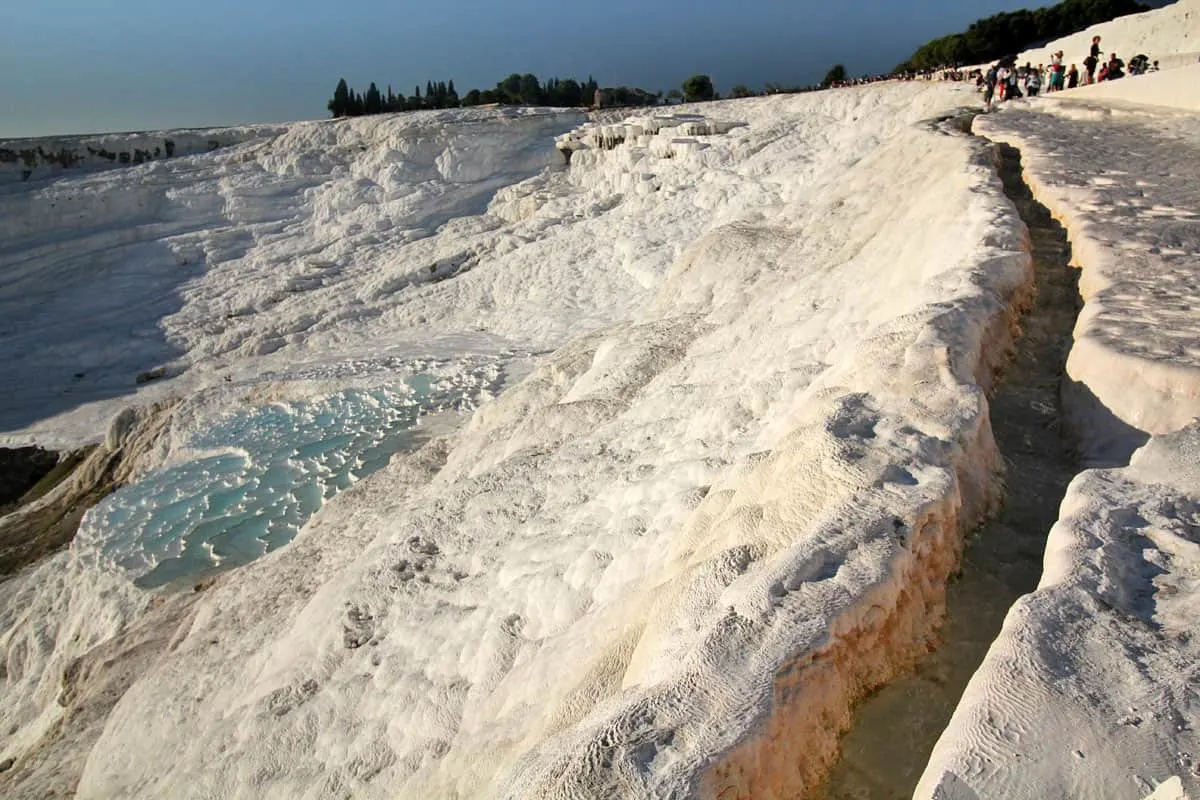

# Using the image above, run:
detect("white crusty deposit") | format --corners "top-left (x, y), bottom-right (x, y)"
top-left (0, 107), bottom-right (589, 450)
top-left (1, 80), bottom-right (1038, 798)
top-left (919, 6), bottom-right (1200, 798)
top-left (917, 423), bottom-right (1200, 800)
top-left (975, 86), bottom-right (1200, 465)
top-left (5, 1), bottom-right (1200, 791)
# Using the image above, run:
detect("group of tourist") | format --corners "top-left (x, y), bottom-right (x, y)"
top-left (980, 35), bottom-right (1159, 111)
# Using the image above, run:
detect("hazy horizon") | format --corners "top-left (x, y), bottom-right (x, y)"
top-left (2, 0), bottom-right (1062, 138)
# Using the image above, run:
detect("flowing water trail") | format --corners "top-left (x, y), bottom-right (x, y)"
top-left (818, 131), bottom-right (1083, 798)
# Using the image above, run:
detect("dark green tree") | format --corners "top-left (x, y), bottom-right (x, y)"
top-left (681, 74), bottom-right (715, 102)
top-left (499, 73), bottom-right (523, 103)
top-left (518, 73), bottom-right (542, 104)
top-left (328, 78), bottom-right (351, 117)
top-left (821, 64), bottom-right (848, 88)
top-left (730, 84), bottom-right (756, 98)
top-left (558, 78), bottom-right (582, 106)
top-left (578, 76), bottom-right (597, 106)
top-left (365, 82), bottom-right (382, 114)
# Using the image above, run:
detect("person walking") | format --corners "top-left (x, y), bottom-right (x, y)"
top-left (1067, 64), bottom-right (1080, 89)
top-left (983, 64), bottom-right (999, 111)
top-left (1005, 66), bottom-right (1022, 100)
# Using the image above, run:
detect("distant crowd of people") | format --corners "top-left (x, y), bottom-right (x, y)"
top-left (978, 35), bottom-right (1159, 111)
top-left (826, 73), bottom-right (905, 89)
top-left (818, 32), bottom-right (1167, 100)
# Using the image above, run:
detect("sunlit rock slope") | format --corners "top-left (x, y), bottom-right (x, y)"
top-left (919, 11), bottom-right (1200, 792)
top-left (0, 79), bottom-right (1044, 798)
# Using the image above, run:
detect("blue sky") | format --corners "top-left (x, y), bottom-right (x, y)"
top-left (1, 0), bottom-right (1051, 137)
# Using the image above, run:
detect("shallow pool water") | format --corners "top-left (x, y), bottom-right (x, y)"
top-left (77, 381), bottom-right (436, 588)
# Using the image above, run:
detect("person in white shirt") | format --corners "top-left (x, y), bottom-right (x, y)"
top-left (1026, 67), bottom-right (1043, 96)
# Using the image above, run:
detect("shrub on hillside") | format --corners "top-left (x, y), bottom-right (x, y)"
top-left (821, 64), bottom-right (848, 87)
top-left (682, 74), bottom-right (715, 103)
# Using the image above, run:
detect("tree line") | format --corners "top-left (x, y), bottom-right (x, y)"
top-left (325, 61), bottom-right (911, 120)
top-left (329, 79), bottom-right (462, 116)
top-left (327, 73), bottom-right (674, 117)
top-left (895, 0), bottom-right (1149, 72)
top-left (327, 71), bottom-right (785, 117)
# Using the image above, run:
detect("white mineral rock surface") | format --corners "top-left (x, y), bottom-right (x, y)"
top-left (2, 4), bottom-right (1200, 794)
top-left (918, 7), bottom-right (1200, 799)
top-left (1, 83), bottom-right (1030, 798)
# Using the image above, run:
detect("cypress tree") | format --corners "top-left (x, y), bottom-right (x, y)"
top-left (583, 75), bottom-right (599, 105)
top-left (365, 82), bottom-right (382, 114)
top-left (329, 78), bottom-right (350, 117)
